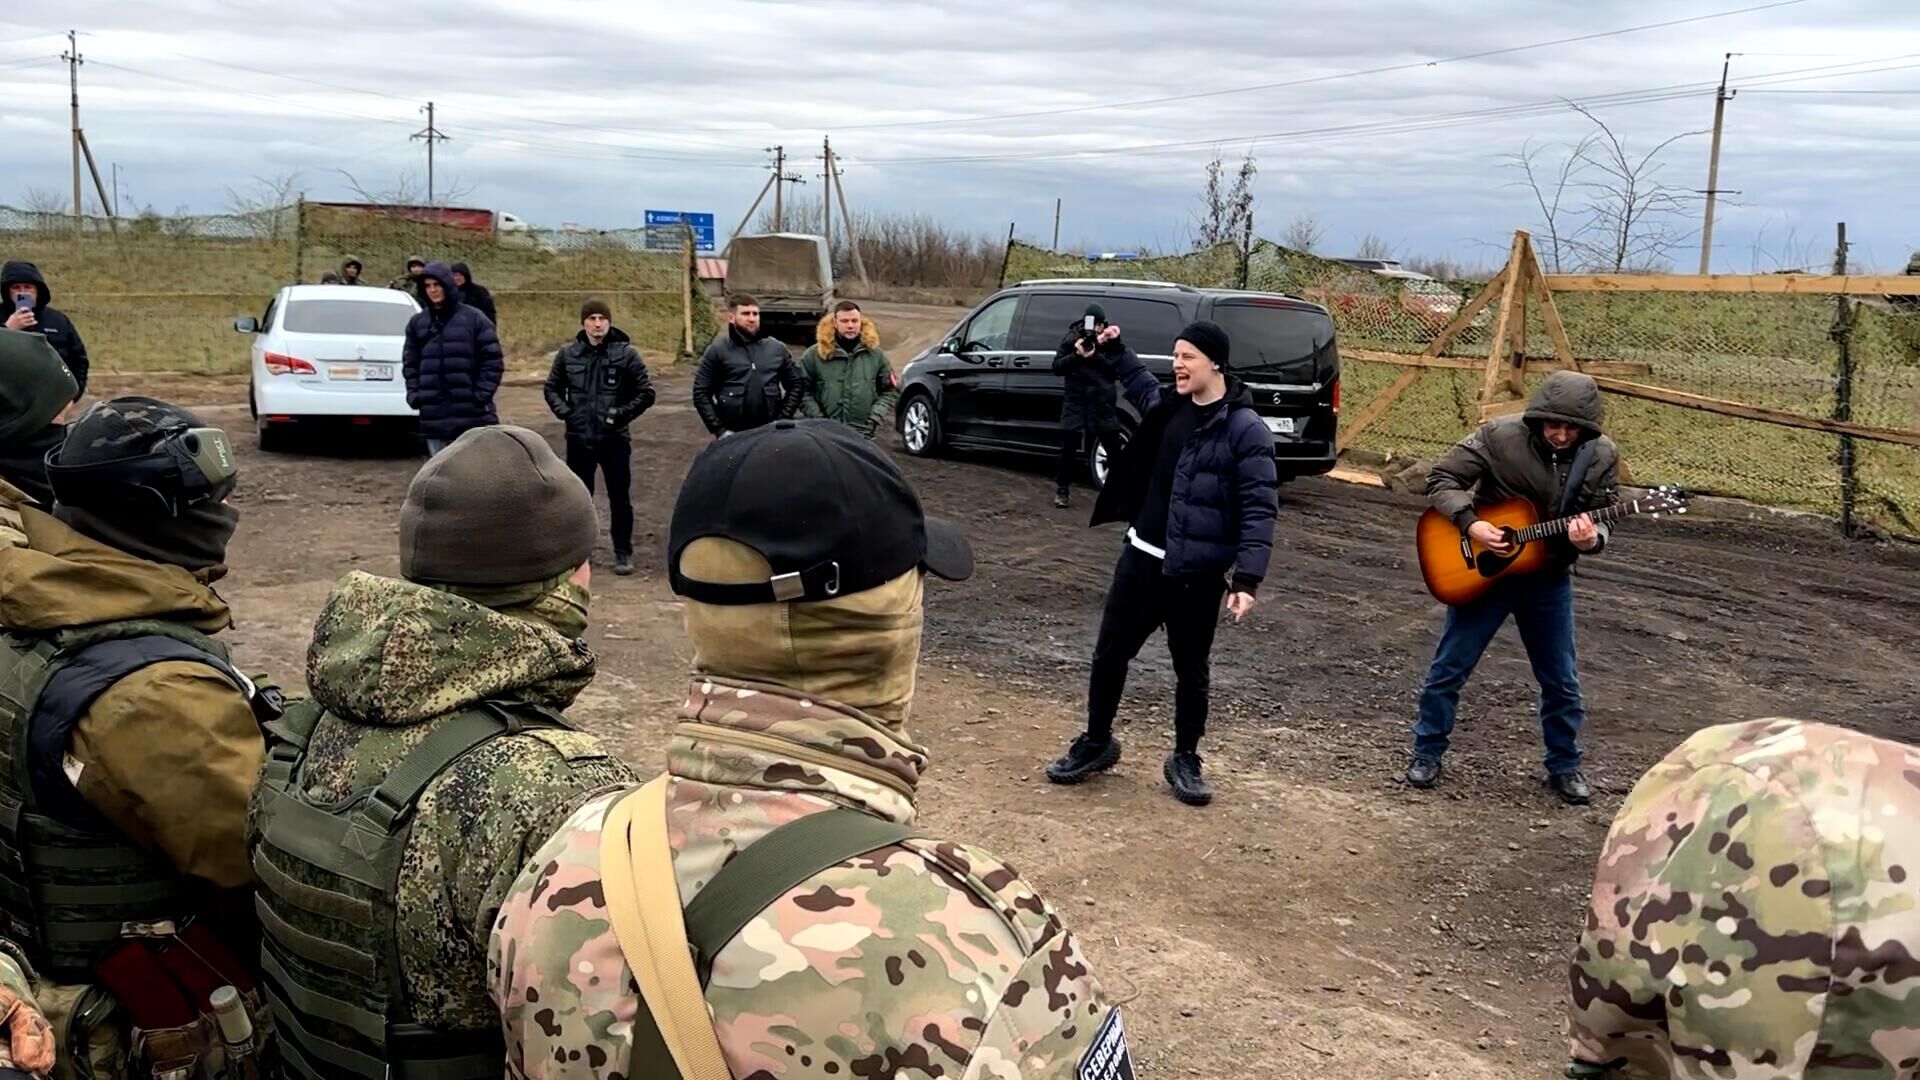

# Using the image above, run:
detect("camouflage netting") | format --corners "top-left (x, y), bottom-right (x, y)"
top-left (1004, 240), bottom-right (1920, 538)
top-left (0, 203), bottom-right (718, 377)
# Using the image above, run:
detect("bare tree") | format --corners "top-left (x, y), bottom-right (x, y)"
top-left (225, 170), bottom-right (304, 238)
top-left (1353, 233), bottom-right (1396, 261)
top-left (1566, 104), bottom-right (1703, 273)
top-left (1504, 135), bottom-right (1596, 273)
top-left (1282, 211), bottom-right (1325, 253)
top-left (333, 167), bottom-right (477, 207)
top-left (1194, 152), bottom-right (1257, 248)
top-left (21, 186), bottom-right (70, 216)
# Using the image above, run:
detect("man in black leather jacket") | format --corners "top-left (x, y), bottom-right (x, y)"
top-left (691, 294), bottom-right (805, 438)
top-left (543, 298), bottom-right (655, 575)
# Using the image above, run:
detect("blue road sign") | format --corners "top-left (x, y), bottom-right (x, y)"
top-left (644, 210), bottom-right (717, 252)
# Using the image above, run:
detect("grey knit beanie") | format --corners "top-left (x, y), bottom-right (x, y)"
top-left (399, 426), bottom-right (597, 586)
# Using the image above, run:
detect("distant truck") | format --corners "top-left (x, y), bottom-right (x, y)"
top-left (306, 201), bottom-right (535, 239)
top-left (723, 233), bottom-right (833, 329)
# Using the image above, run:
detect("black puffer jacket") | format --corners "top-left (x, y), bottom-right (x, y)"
top-left (1428, 370), bottom-right (1621, 568)
top-left (690, 326), bottom-right (805, 436)
top-left (402, 263), bottom-right (505, 442)
top-left (450, 262), bottom-right (498, 329)
top-left (1051, 327), bottom-right (1133, 434)
top-left (2, 261), bottom-right (88, 397)
top-left (543, 327), bottom-right (656, 444)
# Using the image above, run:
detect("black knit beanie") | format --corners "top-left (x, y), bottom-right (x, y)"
top-left (51, 397), bottom-right (239, 572)
top-left (1083, 302), bottom-right (1108, 324)
top-left (399, 426), bottom-right (597, 586)
top-left (580, 297), bottom-right (612, 322)
top-left (1177, 320), bottom-right (1231, 370)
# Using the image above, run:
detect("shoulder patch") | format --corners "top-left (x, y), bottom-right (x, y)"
top-left (1078, 1007), bottom-right (1135, 1080)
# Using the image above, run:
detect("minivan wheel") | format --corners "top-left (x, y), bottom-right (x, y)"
top-left (900, 395), bottom-right (941, 457)
top-left (1090, 425), bottom-right (1130, 488)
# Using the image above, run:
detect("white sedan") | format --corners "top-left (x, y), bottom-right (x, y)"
top-left (236, 284), bottom-right (420, 451)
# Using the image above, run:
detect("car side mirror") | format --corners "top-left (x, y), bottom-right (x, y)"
top-left (939, 337), bottom-right (960, 355)
top-left (234, 316), bottom-right (258, 333)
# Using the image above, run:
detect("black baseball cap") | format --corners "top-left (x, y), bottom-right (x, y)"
top-left (669, 419), bottom-right (973, 605)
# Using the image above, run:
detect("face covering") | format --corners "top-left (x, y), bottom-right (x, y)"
top-left (55, 500), bottom-right (240, 574)
top-left (441, 571), bottom-right (591, 640)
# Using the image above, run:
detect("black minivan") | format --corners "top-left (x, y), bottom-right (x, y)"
top-left (895, 279), bottom-right (1341, 484)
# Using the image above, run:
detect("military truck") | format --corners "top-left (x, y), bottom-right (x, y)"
top-left (722, 233), bottom-right (834, 332)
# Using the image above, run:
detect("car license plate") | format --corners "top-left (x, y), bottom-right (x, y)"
top-left (1264, 416), bottom-right (1296, 435)
top-left (330, 364), bottom-right (393, 381)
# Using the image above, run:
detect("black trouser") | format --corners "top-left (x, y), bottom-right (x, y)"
top-left (1057, 427), bottom-right (1124, 489)
top-left (565, 435), bottom-right (633, 558)
top-left (1084, 545), bottom-right (1228, 754)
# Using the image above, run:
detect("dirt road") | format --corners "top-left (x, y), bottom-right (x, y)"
top-left (89, 303), bottom-right (1920, 1078)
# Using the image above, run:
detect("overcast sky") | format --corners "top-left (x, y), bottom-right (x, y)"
top-left (4, 0), bottom-right (1918, 271)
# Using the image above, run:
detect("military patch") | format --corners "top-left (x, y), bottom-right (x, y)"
top-left (1078, 1007), bottom-right (1134, 1080)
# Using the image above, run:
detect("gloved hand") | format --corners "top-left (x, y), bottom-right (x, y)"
top-left (0, 982), bottom-right (55, 1077)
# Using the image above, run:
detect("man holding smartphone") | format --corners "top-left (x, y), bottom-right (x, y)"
top-left (1046, 320), bottom-right (1278, 806)
top-left (1050, 303), bottom-right (1130, 508)
top-left (3, 262), bottom-right (88, 400)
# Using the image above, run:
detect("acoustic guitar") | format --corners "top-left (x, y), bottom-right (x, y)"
top-left (1416, 486), bottom-right (1690, 606)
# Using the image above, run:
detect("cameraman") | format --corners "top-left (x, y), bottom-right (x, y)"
top-left (1051, 302), bottom-right (1129, 509)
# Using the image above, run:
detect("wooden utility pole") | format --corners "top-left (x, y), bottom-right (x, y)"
top-left (766, 145), bottom-right (804, 232)
top-left (822, 136), bottom-right (833, 253)
top-left (411, 101), bottom-right (449, 208)
top-left (827, 143), bottom-right (869, 293)
top-left (1697, 53), bottom-right (1737, 274)
top-left (1052, 198), bottom-right (1062, 251)
top-left (1832, 222), bottom-right (1856, 536)
top-left (64, 30), bottom-right (82, 229)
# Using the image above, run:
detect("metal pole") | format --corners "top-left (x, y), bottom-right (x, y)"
top-left (1698, 53), bottom-right (1734, 274)
top-left (1052, 198), bottom-right (1061, 251)
top-left (426, 102), bottom-right (436, 207)
top-left (1832, 221), bottom-right (1857, 537)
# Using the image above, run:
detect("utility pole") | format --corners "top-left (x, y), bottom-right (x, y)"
top-left (411, 101), bottom-right (449, 209)
top-left (773, 145), bottom-right (785, 231)
top-left (1697, 53), bottom-right (1739, 275)
top-left (1052, 197), bottom-right (1062, 251)
top-left (65, 30), bottom-right (82, 230)
top-left (822, 136), bottom-right (833, 255)
top-left (825, 142), bottom-right (869, 293)
top-left (112, 162), bottom-right (120, 217)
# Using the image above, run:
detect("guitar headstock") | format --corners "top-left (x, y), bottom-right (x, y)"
top-left (1638, 484), bottom-right (1691, 519)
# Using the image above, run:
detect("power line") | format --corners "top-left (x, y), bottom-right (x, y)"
top-left (86, 59), bottom-right (418, 127)
top-left (822, 0), bottom-right (1815, 132)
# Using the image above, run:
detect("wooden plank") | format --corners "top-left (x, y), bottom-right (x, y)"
top-left (1422, 267), bottom-right (1507, 357)
top-left (1479, 232), bottom-right (1529, 404)
top-left (1590, 376), bottom-right (1920, 448)
top-left (1506, 236), bottom-right (1531, 395)
top-left (1528, 264), bottom-right (1582, 371)
top-left (1340, 347), bottom-right (1649, 375)
top-left (1546, 273), bottom-right (1920, 295)
top-left (1337, 368), bottom-right (1423, 453)
top-left (1327, 465), bottom-right (1387, 488)
top-left (1479, 398), bottom-right (1527, 421)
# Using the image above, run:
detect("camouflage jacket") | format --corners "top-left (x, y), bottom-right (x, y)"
top-left (1568, 718), bottom-right (1920, 1077)
top-left (489, 677), bottom-right (1123, 1079)
top-left (261, 571), bottom-right (638, 1033)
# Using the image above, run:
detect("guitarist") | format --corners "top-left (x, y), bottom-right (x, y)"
top-left (1407, 370), bottom-right (1619, 805)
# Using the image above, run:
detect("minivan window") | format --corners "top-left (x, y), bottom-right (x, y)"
top-left (1210, 302), bottom-right (1337, 375)
top-left (281, 300), bottom-right (417, 336)
top-left (962, 295), bottom-right (1021, 352)
top-left (1010, 293), bottom-right (1097, 352)
top-left (1011, 293), bottom-right (1186, 355)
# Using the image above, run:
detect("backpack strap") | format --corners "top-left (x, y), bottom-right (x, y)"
top-left (355, 701), bottom-right (563, 834)
top-left (601, 778), bottom-right (919, 1080)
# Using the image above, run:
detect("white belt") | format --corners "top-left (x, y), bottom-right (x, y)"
top-left (1125, 527), bottom-right (1166, 560)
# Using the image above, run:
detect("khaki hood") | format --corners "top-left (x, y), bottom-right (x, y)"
top-left (306, 570), bottom-right (595, 727)
top-left (1523, 370), bottom-right (1605, 433)
top-left (0, 498), bottom-right (232, 634)
top-left (814, 314), bottom-right (879, 357)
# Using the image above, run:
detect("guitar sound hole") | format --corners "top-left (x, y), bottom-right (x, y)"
top-left (1475, 550), bottom-right (1517, 578)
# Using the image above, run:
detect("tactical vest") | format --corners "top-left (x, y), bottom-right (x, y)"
top-left (0, 618), bottom-right (260, 981)
top-left (252, 697), bottom-right (570, 1080)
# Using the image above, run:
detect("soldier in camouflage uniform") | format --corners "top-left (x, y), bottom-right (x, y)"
top-left (248, 425), bottom-right (638, 1080)
top-left (1566, 718), bottom-right (1920, 1078)
top-left (489, 420), bottom-right (1133, 1080)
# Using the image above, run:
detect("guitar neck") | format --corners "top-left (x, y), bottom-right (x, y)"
top-left (1513, 500), bottom-right (1640, 542)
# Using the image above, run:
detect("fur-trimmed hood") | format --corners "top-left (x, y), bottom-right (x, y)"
top-left (815, 313), bottom-right (879, 357)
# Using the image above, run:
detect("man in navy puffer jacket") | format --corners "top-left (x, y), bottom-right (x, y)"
top-left (1046, 319), bottom-right (1277, 806)
top-left (403, 262), bottom-right (505, 455)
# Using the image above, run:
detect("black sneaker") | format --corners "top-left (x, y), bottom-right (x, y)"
top-left (1406, 756), bottom-right (1443, 788)
top-left (1054, 487), bottom-right (1071, 509)
top-left (1046, 734), bottom-right (1120, 784)
top-left (1164, 752), bottom-right (1212, 806)
top-left (613, 555), bottom-right (635, 576)
top-left (1549, 770), bottom-right (1592, 806)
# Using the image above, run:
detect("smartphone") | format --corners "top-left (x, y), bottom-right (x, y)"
top-left (12, 293), bottom-right (32, 312)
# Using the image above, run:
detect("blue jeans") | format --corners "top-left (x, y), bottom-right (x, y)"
top-left (1412, 572), bottom-right (1585, 775)
top-left (425, 438), bottom-right (450, 456)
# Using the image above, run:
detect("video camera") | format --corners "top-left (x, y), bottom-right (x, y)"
top-left (1076, 313), bottom-right (1102, 351)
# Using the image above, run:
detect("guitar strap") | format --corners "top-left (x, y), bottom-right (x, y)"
top-left (1554, 440), bottom-right (1599, 517)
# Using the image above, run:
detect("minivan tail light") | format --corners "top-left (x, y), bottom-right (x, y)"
top-left (264, 352), bottom-right (315, 376)
top-left (1331, 378), bottom-right (1342, 413)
